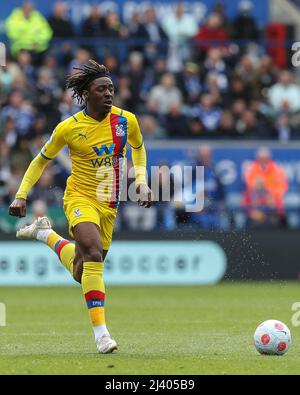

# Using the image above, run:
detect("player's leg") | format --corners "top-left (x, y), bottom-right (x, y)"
top-left (16, 217), bottom-right (79, 281)
top-left (73, 222), bottom-right (117, 353)
top-left (72, 246), bottom-right (108, 284)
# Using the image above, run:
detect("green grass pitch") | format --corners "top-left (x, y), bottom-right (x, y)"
top-left (0, 282), bottom-right (299, 375)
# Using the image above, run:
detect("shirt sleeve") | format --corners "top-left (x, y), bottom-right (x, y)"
top-left (15, 122), bottom-right (66, 199)
top-left (40, 122), bottom-right (66, 160)
top-left (127, 114), bottom-right (144, 149)
top-left (15, 154), bottom-right (50, 199)
top-left (127, 114), bottom-right (147, 185)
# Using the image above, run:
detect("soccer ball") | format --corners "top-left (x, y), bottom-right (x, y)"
top-left (254, 320), bottom-right (291, 355)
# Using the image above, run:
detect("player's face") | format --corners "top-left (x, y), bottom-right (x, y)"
top-left (86, 77), bottom-right (114, 112)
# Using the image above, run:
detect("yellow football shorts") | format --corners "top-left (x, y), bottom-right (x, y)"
top-left (63, 193), bottom-right (117, 250)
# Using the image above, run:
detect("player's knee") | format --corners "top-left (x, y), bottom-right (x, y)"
top-left (77, 237), bottom-right (103, 262)
top-left (81, 245), bottom-right (103, 262)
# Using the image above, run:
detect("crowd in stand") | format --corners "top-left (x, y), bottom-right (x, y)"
top-left (0, 1), bottom-right (298, 231)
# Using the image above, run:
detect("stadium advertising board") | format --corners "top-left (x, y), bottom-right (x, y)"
top-left (0, 241), bottom-right (227, 286)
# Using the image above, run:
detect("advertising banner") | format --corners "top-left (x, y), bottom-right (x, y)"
top-left (0, 240), bottom-right (227, 286)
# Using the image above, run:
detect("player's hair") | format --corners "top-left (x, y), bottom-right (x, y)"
top-left (66, 59), bottom-right (110, 104)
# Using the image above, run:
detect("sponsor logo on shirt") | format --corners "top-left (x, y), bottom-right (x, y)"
top-left (92, 143), bottom-right (115, 156)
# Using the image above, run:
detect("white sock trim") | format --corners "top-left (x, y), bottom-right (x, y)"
top-left (36, 229), bottom-right (54, 243)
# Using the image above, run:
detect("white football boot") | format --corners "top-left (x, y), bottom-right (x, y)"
top-left (16, 216), bottom-right (52, 240)
top-left (96, 334), bottom-right (118, 354)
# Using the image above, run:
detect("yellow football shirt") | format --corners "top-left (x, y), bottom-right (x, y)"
top-left (40, 106), bottom-right (145, 208)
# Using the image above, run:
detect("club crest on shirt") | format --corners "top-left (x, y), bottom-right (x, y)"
top-left (116, 124), bottom-right (125, 136)
top-left (74, 208), bottom-right (83, 218)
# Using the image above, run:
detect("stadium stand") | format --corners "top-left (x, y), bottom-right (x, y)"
top-left (1, 0), bottom-right (300, 232)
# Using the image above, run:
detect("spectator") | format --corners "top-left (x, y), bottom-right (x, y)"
top-left (192, 94), bottom-right (221, 133)
top-left (48, 1), bottom-right (74, 38)
top-left (138, 115), bottom-right (165, 140)
top-left (253, 55), bottom-right (278, 97)
top-left (127, 12), bottom-right (148, 53)
top-left (244, 147), bottom-right (288, 225)
top-left (103, 54), bottom-right (120, 85)
top-left (58, 90), bottom-right (81, 121)
top-left (213, 2), bottom-right (232, 34)
top-left (234, 54), bottom-right (256, 84)
top-left (268, 70), bottom-right (300, 114)
top-left (149, 163), bottom-right (176, 230)
top-left (148, 73), bottom-right (182, 115)
top-left (103, 11), bottom-right (125, 38)
top-left (42, 54), bottom-right (65, 89)
top-left (35, 67), bottom-right (62, 128)
top-left (227, 75), bottom-right (252, 104)
top-left (163, 3), bottom-right (198, 43)
top-left (81, 5), bottom-right (105, 38)
top-left (29, 115), bottom-right (48, 141)
top-left (163, 3), bottom-right (198, 65)
top-left (142, 7), bottom-right (168, 46)
top-left (243, 178), bottom-right (285, 228)
top-left (202, 48), bottom-right (228, 93)
top-left (16, 50), bottom-right (36, 86)
top-left (140, 57), bottom-right (167, 99)
top-left (0, 57), bottom-right (22, 95)
top-left (189, 118), bottom-right (205, 138)
top-left (1, 91), bottom-right (35, 137)
top-left (272, 113), bottom-right (298, 142)
top-left (5, 1), bottom-right (53, 57)
top-left (114, 75), bottom-right (133, 110)
top-left (178, 62), bottom-right (202, 104)
top-left (68, 48), bottom-right (92, 75)
top-left (236, 109), bottom-right (266, 139)
top-left (126, 52), bottom-right (146, 112)
top-left (194, 12), bottom-right (229, 56)
top-left (2, 117), bottom-right (18, 148)
top-left (164, 103), bottom-right (191, 138)
top-left (10, 137), bottom-right (34, 175)
top-left (218, 110), bottom-right (238, 138)
top-left (120, 160), bottom-right (157, 231)
top-left (3, 175), bottom-right (23, 206)
top-left (29, 164), bottom-right (64, 206)
top-left (232, 98), bottom-right (247, 120)
top-left (190, 145), bottom-right (225, 229)
top-left (232, 0), bottom-right (260, 42)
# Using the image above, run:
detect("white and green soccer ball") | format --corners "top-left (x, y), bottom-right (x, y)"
top-left (254, 320), bottom-right (291, 355)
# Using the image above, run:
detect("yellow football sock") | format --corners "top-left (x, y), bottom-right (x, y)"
top-left (82, 261), bottom-right (106, 327)
top-left (47, 232), bottom-right (75, 275)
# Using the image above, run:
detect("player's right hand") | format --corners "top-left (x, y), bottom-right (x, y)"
top-left (8, 198), bottom-right (27, 217)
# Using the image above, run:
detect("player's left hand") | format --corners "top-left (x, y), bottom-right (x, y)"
top-left (136, 183), bottom-right (152, 208)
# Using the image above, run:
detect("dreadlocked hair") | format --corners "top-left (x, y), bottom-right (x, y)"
top-left (66, 59), bottom-right (110, 104)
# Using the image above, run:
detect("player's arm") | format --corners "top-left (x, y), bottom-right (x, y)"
top-left (128, 115), bottom-right (152, 208)
top-left (9, 126), bottom-right (66, 217)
